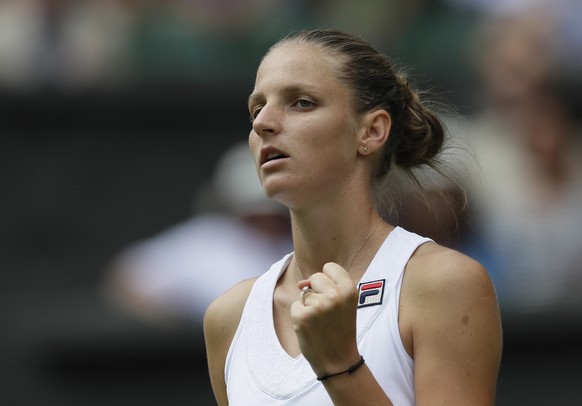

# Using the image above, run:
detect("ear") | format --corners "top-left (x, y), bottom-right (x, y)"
top-left (357, 109), bottom-right (391, 156)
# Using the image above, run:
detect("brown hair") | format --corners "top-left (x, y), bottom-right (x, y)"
top-left (269, 29), bottom-right (449, 209)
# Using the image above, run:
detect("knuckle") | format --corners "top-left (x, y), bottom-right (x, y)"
top-left (326, 289), bottom-right (341, 302)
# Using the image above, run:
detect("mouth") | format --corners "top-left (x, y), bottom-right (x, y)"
top-left (260, 147), bottom-right (289, 166)
top-left (266, 152), bottom-right (287, 162)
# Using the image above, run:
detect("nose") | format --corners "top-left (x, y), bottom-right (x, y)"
top-left (252, 104), bottom-right (281, 137)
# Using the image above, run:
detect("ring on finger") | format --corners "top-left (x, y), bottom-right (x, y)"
top-left (301, 286), bottom-right (313, 305)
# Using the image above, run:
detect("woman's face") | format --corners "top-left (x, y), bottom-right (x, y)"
top-left (248, 42), bottom-right (361, 209)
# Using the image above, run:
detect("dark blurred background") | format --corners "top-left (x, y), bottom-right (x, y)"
top-left (1, 1), bottom-right (581, 405)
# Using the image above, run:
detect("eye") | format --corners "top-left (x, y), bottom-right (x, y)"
top-left (293, 99), bottom-right (315, 110)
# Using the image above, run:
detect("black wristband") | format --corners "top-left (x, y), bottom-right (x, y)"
top-left (316, 356), bottom-right (365, 381)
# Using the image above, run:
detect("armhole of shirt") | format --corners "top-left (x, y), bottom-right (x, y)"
top-left (392, 239), bottom-right (432, 367)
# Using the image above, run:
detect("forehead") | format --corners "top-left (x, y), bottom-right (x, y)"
top-left (253, 42), bottom-right (346, 95)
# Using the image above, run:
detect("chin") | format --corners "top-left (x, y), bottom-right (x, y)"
top-left (261, 173), bottom-right (322, 210)
top-left (261, 181), bottom-right (297, 209)
top-left (262, 185), bottom-right (287, 205)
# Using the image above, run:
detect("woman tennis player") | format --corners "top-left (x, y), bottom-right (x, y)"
top-left (204, 29), bottom-right (502, 405)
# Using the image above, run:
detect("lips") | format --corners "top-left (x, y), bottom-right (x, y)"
top-left (260, 146), bottom-right (289, 166)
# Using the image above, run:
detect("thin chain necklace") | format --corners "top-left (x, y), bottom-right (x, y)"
top-left (294, 217), bottom-right (383, 281)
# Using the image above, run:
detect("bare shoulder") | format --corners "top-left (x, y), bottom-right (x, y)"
top-left (405, 242), bottom-right (496, 299)
top-left (204, 277), bottom-right (258, 341)
top-left (401, 242), bottom-right (501, 335)
top-left (400, 242), bottom-right (500, 337)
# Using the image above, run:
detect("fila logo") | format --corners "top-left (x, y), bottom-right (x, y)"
top-left (357, 279), bottom-right (385, 308)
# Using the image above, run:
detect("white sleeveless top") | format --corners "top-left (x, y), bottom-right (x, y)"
top-left (225, 227), bottom-right (432, 405)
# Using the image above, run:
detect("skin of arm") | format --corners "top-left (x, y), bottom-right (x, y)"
top-left (401, 245), bottom-right (503, 405)
top-left (203, 278), bottom-right (257, 406)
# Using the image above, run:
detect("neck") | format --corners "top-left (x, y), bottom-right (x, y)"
top-left (289, 196), bottom-right (386, 280)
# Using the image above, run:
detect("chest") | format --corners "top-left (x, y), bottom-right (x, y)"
top-left (272, 287), bottom-right (302, 358)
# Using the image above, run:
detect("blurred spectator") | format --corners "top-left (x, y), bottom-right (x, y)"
top-left (0, 0), bottom-right (44, 89)
top-left (103, 141), bottom-right (292, 325)
top-left (462, 11), bottom-right (582, 316)
top-left (444, 0), bottom-right (544, 15)
top-left (57, 0), bottom-right (134, 89)
top-left (445, 0), bottom-right (582, 73)
top-left (0, 0), bottom-right (134, 90)
top-left (302, 0), bottom-right (428, 49)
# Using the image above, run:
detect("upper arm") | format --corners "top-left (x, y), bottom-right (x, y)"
top-left (404, 249), bottom-right (502, 406)
top-left (203, 278), bottom-right (257, 406)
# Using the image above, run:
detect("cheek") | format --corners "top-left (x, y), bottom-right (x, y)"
top-left (304, 132), bottom-right (356, 179)
top-left (305, 112), bottom-right (354, 145)
top-left (248, 131), bottom-right (261, 165)
top-left (315, 118), bottom-right (358, 158)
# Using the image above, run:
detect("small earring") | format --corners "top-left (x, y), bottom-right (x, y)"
top-left (362, 146), bottom-right (368, 152)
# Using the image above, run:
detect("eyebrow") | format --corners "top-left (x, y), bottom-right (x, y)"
top-left (248, 92), bottom-right (263, 108)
